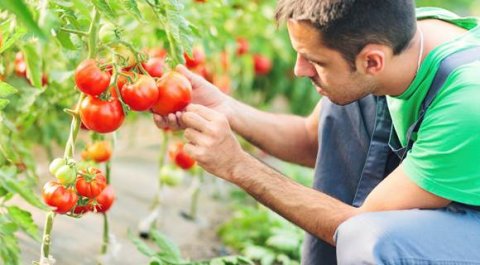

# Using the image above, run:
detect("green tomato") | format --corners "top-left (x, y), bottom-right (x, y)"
top-left (49, 158), bottom-right (65, 176)
top-left (159, 165), bottom-right (183, 187)
top-left (55, 165), bottom-right (76, 185)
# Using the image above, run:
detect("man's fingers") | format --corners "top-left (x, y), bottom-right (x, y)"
top-left (181, 111), bottom-right (209, 132)
top-left (186, 104), bottom-right (219, 121)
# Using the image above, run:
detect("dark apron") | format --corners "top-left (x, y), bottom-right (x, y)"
top-left (302, 46), bottom-right (480, 265)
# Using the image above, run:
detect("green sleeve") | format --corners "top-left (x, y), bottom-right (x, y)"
top-left (402, 64), bottom-right (480, 205)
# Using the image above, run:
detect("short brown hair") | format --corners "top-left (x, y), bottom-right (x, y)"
top-left (275, 0), bottom-right (417, 68)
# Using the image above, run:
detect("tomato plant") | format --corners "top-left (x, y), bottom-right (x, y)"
top-left (75, 59), bottom-right (111, 96)
top-left (79, 96), bottom-right (125, 133)
top-left (151, 71), bottom-right (192, 115)
top-left (76, 167), bottom-right (107, 199)
top-left (42, 181), bottom-right (78, 214)
top-left (121, 74), bottom-right (159, 111)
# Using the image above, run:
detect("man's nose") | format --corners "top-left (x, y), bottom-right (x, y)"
top-left (294, 55), bottom-right (316, 78)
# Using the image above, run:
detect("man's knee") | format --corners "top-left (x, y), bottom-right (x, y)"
top-left (334, 212), bottom-right (409, 265)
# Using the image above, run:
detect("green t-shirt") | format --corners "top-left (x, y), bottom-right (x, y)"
top-left (386, 7), bottom-right (480, 205)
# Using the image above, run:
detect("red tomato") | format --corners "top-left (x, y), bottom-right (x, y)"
top-left (79, 96), bottom-right (125, 133)
top-left (142, 57), bottom-right (165, 78)
top-left (76, 167), bottom-right (107, 198)
top-left (92, 185), bottom-right (115, 213)
top-left (151, 71), bottom-right (192, 115)
top-left (253, 54), bottom-right (272, 75)
top-left (75, 59), bottom-right (111, 96)
top-left (113, 71), bottom-right (135, 95)
top-left (42, 181), bottom-right (78, 214)
top-left (184, 47), bottom-right (206, 69)
top-left (121, 75), bottom-right (159, 111)
top-left (81, 141), bottom-right (112, 163)
top-left (14, 52), bottom-right (26, 77)
top-left (236, 38), bottom-right (249, 55)
top-left (169, 142), bottom-right (196, 170)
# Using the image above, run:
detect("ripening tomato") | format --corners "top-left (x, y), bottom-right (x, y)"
top-left (121, 75), bottom-right (159, 111)
top-left (55, 164), bottom-right (76, 185)
top-left (253, 54), bottom-right (272, 75)
top-left (236, 38), bottom-right (249, 55)
top-left (92, 185), bottom-right (115, 213)
top-left (159, 165), bottom-right (183, 186)
top-left (42, 181), bottom-right (78, 214)
top-left (81, 141), bottom-right (112, 163)
top-left (151, 71), bottom-right (192, 115)
top-left (76, 167), bottom-right (107, 198)
top-left (112, 71), bottom-right (136, 98)
top-left (184, 47), bottom-right (206, 69)
top-left (14, 52), bottom-right (27, 77)
top-left (148, 48), bottom-right (168, 59)
top-left (79, 96), bottom-right (125, 133)
top-left (75, 59), bottom-right (111, 96)
top-left (169, 142), bottom-right (196, 170)
top-left (113, 45), bottom-right (137, 70)
top-left (142, 57), bottom-right (165, 78)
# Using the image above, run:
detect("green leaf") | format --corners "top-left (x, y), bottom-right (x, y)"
top-left (6, 206), bottom-right (40, 241)
top-left (149, 229), bottom-right (183, 262)
top-left (265, 234), bottom-right (300, 252)
top-left (0, 99), bottom-right (9, 111)
top-left (0, 167), bottom-right (48, 210)
top-left (91, 0), bottom-right (117, 24)
top-left (0, 25), bottom-right (27, 54)
top-left (0, 232), bottom-right (20, 265)
top-left (128, 230), bottom-right (156, 257)
top-left (0, 82), bottom-right (18, 98)
top-left (0, 0), bottom-right (46, 40)
top-left (55, 30), bottom-right (76, 50)
top-left (122, 0), bottom-right (144, 21)
top-left (22, 43), bottom-right (42, 88)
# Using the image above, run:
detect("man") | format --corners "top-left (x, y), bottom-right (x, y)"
top-left (154, 0), bottom-right (480, 264)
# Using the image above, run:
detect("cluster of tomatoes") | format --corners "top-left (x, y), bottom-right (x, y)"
top-left (76, 48), bottom-right (192, 134)
top-left (43, 158), bottom-right (115, 215)
top-left (234, 37), bottom-right (272, 76)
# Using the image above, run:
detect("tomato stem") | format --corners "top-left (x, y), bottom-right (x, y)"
top-left (100, 213), bottom-right (110, 256)
top-left (88, 9), bottom-right (101, 59)
top-left (59, 27), bottom-right (89, 36)
top-left (39, 211), bottom-right (55, 263)
top-left (63, 93), bottom-right (85, 159)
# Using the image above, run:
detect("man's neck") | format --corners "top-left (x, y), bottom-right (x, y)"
top-left (380, 19), bottom-right (468, 97)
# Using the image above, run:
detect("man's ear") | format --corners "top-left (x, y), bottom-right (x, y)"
top-left (355, 44), bottom-right (387, 75)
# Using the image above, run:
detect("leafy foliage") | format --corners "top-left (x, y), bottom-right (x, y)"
top-left (130, 229), bottom-right (254, 265)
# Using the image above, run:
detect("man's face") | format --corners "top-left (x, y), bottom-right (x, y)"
top-left (287, 20), bottom-right (377, 105)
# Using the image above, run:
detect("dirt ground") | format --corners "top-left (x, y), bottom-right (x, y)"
top-left (18, 117), bottom-right (237, 265)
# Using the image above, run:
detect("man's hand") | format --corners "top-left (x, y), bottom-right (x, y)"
top-left (153, 65), bottom-right (232, 131)
top-left (180, 104), bottom-right (247, 179)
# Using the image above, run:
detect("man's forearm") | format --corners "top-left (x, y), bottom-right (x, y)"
top-left (229, 153), bottom-right (358, 245)
top-left (226, 98), bottom-right (318, 167)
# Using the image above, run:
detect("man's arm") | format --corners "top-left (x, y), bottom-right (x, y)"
top-left (226, 98), bottom-right (320, 167)
top-left (180, 104), bottom-right (451, 246)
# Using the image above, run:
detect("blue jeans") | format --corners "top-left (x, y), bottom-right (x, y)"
top-left (302, 96), bottom-right (480, 264)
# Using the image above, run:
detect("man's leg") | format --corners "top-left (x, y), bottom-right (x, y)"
top-left (335, 204), bottom-right (480, 265)
top-left (302, 96), bottom-right (377, 265)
